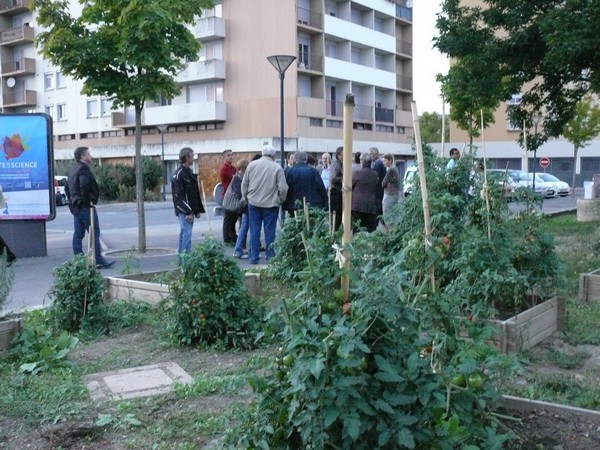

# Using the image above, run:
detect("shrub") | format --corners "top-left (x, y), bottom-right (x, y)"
top-left (47, 254), bottom-right (108, 334)
top-left (162, 237), bottom-right (265, 350)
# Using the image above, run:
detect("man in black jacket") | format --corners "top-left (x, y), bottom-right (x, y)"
top-left (67, 146), bottom-right (114, 268)
top-left (172, 147), bottom-right (205, 261)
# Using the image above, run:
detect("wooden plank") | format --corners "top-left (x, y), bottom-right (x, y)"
top-left (579, 274), bottom-right (588, 302)
top-left (516, 307), bottom-right (557, 351)
top-left (502, 395), bottom-right (600, 423)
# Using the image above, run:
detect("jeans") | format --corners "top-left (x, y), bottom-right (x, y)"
top-left (177, 213), bottom-right (194, 260)
top-left (248, 204), bottom-right (279, 263)
top-left (233, 212), bottom-right (249, 256)
top-left (72, 206), bottom-right (107, 264)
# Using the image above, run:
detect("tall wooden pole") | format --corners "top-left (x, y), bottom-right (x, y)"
top-left (341, 94), bottom-right (354, 302)
top-left (411, 101), bottom-right (435, 290)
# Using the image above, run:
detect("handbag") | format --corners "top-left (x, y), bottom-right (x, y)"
top-left (222, 185), bottom-right (245, 214)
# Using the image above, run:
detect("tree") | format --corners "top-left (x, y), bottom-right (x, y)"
top-left (435, 0), bottom-right (600, 143)
top-left (34, 0), bottom-right (214, 252)
top-left (562, 95), bottom-right (600, 193)
top-left (419, 111), bottom-right (450, 144)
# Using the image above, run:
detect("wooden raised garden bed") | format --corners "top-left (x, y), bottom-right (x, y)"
top-left (0, 316), bottom-right (22, 353)
top-left (486, 297), bottom-right (565, 354)
top-left (104, 270), bottom-right (261, 306)
top-left (579, 268), bottom-right (600, 302)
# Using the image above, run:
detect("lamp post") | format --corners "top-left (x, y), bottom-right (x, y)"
top-left (531, 113), bottom-right (542, 193)
top-left (157, 124), bottom-right (168, 201)
top-left (267, 55), bottom-right (296, 169)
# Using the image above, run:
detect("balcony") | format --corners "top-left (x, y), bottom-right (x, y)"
top-left (297, 6), bottom-right (322, 30)
top-left (113, 102), bottom-right (227, 127)
top-left (0, 0), bottom-right (33, 15)
top-left (1, 57), bottom-right (36, 77)
top-left (375, 107), bottom-right (394, 123)
top-left (2, 88), bottom-right (36, 107)
top-left (396, 74), bottom-right (412, 92)
top-left (396, 5), bottom-right (412, 23)
top-left (0, 25), bottom-right (34, 47)
top-left (297, 54), bottom-right (323, 72)
top-left (191, 16), bottom-right (225, 41)
top-left (175, 59), bottom-right (225, 84)
top-left (326, 100), bottom-right (374, 121)
top-left (396, 39), bottom-right (412, 57)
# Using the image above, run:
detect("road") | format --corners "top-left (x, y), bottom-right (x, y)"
top-left (3, 190), bottom-right (583, 314)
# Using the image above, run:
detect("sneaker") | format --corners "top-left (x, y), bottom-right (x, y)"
top-left (233, 252), bottom-right (249, 260)
top-left (96, 260), bottom-right (115, 269)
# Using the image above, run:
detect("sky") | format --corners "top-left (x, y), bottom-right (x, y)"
top-left (412, 1), bottom-right (449, 114)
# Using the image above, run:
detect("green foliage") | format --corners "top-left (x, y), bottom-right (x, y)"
top-left (93, 157), bottom-right (162, 201)
top-left (229, 242), bottom-right (515, 449)
top-left (162, 237), bottom-right (265, 350)
top-left (0, 249), bottom-right (15, 313)
top-left (96, 402), bottom-right (143, 430)
top-left (564, 299), bottom-right (600, 345)
top-left (546, 348), bottom-right (590, 370)
top-left (270, 208), bottom-right (336, 282)
top-left (10, 325), bottom-right (79, 375)
top-left (47, 254), bottom-right (108, 334)
top-left (435, 0), bottom-right (600, 139)
top-left (419, 111), bottom-right (450, 144)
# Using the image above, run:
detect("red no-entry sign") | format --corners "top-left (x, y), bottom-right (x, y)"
top-left (539, 157), bottom-right (550, 168)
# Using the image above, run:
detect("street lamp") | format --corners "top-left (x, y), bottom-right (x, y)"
top-left (531, 113), bottom-right (542, 193)
top-left (157, 124), bottom-right (168, 201)
top-left (267, 55), bottom-right (296, 168)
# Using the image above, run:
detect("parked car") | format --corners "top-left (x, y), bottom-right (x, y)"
top-left (485, 169), bottom-right (519, 199)
top-left (403, 166), bottom-right (418, 197)
top-left (54, 176), bottom-right (68, 206)
top-left (527, 173), bottom-right (557, 198)
top-left (504, 169), bottom-right (555, 197)
top-left (536, 173), bottom-right (570, 197)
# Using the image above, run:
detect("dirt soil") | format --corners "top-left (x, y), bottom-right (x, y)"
top-left (2, 327), bottom-right (600, 449)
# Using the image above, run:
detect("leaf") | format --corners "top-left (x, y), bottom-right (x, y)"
top-left (323, 406), bottom-right (339, 428)
top-left (310, 357), bottom-right (325, 379)
top-left (396, 427), bottom-right (415, 449)
top-left (19, 362), bottom-right (37, 374)
top-left (95, 414), bottom-right (113, 427)
top-left (342, 415), bottom-right (360, 442)
top-left (373, 399), bottom-right (394, 414)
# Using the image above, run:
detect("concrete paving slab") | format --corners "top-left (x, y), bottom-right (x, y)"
top-left (84, 362), bottom-right (193, 401)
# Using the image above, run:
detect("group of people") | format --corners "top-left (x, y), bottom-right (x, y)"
top-left (64, 144), bottom-right (403, 268)
top-left (217, 145), bottom-right (403, 263)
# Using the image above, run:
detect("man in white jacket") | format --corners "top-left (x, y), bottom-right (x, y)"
top-left (241, 145), bottom-right (288, 264)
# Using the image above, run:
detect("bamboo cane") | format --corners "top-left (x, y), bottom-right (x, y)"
top-left (411, 101), bottom-right (435, 291)
top-left (481, 110), bottom-right (491, 240)
top-left (340, 94), bottom-right (355, 303)
top-left (87, 206), bottom-right (95, 268)
top-left (200, 180), bottom-right (211, 234)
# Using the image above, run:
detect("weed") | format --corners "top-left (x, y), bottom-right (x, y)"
top-left (546, 348), bottom-right (590, 370)
top-left (120, 245), bottom-right (141, 275)
top-left (564, 298), bottom-right (600, 345)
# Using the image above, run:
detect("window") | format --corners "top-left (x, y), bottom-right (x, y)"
top-left (506, 120), bottom-right (522, 132)
top-left (507, 94), bottom-right (522, 105)
top-left (45, 105), bottom-right (54, 118)
top-left (101, 98), bottom-right (112, 116)
top-left (57, 103), bottom-right (66, 121)
top-left (87, 99), bottom-right (98, 118)
top-left (309, 117), bottom-right (323, 127)
top-left (298, 43), bottom-right (309, 68)
top-left (44, 73), bottom-right (53, 90)
top-left (397, 127), bottom-right (406, 134)
top-left (56, 71), bottom-right (67, 88)
top-left (159, 95), bottom-right (172, 106)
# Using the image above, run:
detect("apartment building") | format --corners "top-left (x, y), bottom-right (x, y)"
top-left (0, 0), bottom-right (416, 184)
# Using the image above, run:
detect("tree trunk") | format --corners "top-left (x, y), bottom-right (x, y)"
top-left (571, 144), bottom-right (579, 196)
top-left (135, 103), bottom-right (147, 253)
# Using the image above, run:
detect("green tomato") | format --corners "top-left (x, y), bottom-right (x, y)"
top-left (468, 373), bottom-right (485, 389)
top-left (282, 355), bottom-right (294, 367)
top-left (451, 374), bottom-right (466, 387)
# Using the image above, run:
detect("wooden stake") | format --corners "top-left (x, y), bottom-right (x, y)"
top-left (341, 94), bottom-right (355, 302)
top-left (481, 110), bottom-right (491, 240)
top-left (411, 101), bottom-right (435, 291)
top-left (200, 180), bottom-right (211, 234)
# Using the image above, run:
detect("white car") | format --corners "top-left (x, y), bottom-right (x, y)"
top-left (403, 166), bottom-right (418, 197)
top-left (527, 173), bottom-right (556, 198)
top-left (536, 173), bottom-right (570, 197)
top-left (54, 176), bottom-right (68, 206)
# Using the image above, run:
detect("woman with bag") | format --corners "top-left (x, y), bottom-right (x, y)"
top-left (223, 159), bottom-right (250, 258)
